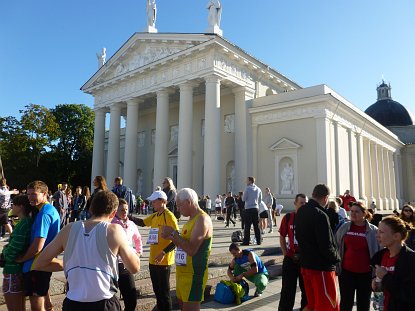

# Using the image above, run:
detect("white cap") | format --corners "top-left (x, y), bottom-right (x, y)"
top-left (147, 190), bottom-right (167, 201)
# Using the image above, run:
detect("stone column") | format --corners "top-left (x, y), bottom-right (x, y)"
top-left (333, 121), bottom-right (340, 194)
top-left (389, 150), bottom-right (398, 209)
top-left (91, 108), bottom-right (106, 189)
top-left (233, 86), bottom-right (254, 193)
top-left (123, 99), bottom-right (141, 193)
top-left (347, 128), bottom-right (357, 197)
top-left (154, 90), bottom-right (170, 187)
top-left (379, 146), bottom-right (388, 210)
top-left (107, 103), bottom-right (122, 185)
top-left (315, 116), bottom-right (331, 186)
top-left (384, 149), bottom-right (392, 210)
top-left (203, 75), bottom-right (221, 198)
top-left (365, 138), bottom-right (375, 203)
top-left (252, 124), bottom-right (258, 179)
top-left (355, 133), bottom-right (366, 202)
top-left (394, 151), bottom-right (404, 207)
top-left (372, 142), bottom-right (382, 210)
top-left (177, 82), bottom-right (195, 189)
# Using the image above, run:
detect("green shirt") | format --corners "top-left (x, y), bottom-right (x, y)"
top-left (2, 217), bottom-right (32, 274)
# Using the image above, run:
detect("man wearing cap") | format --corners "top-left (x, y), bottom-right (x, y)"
top-left (129, 190), bottom-right (178, 311)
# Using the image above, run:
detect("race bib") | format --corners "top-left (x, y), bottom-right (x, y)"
top-left (175, 248), bottom-right (187, 266)
top-left (147, 228), bottom-right (159, 245)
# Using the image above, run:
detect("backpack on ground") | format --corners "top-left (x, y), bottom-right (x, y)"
top-left (231, 230), bottom-right (243, 243)
top-left (214, 282), bottom-right (235, 304)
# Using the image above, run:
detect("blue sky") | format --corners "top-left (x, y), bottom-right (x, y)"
top-left (1, 0), bottom-right (414, 119)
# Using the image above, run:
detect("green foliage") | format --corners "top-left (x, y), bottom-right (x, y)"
top-left (0, 103), bottom-right (95, 190)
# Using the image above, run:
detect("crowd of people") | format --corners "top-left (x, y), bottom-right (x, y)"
top-left (1, 174), bottom-right (415, 311)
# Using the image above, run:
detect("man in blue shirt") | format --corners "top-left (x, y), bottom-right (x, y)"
top-left (17, 180), bottom-right (60, 311)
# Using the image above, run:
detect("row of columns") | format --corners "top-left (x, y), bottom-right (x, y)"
top-left (91, 75), bottom-right (252, 197)
top-left (330, 118), bottom-right (400, 210)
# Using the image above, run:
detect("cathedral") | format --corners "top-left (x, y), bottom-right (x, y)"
top-left (82, 2), bottom-right (414, 210)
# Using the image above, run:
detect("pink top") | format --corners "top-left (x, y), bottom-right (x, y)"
top-left (111, 216), bottom-right (143, 255)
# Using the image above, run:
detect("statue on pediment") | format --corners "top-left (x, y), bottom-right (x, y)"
top-left (147, 0), bottom-right (157, 28)
top-left (207, 0), bottom-right (222, 28)
top-left (96, 47), bottom-right (106, 68)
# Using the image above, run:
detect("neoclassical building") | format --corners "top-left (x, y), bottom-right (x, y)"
top-left (82, 18), bottom-right (409, 210)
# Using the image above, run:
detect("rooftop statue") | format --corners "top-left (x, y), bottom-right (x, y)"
top-left (147, 0), bottom-right (157, 28)
top-left (96, 47), bottom-right (106, 68)
top-left (207, 0), bottom-right (221, 28)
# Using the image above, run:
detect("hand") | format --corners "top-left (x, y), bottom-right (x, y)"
top-left (375, 265), bottom-right (387, 279)
top-left (160, 226), bottom-right (174, 239)
top-left (154, 251), bottom-right (165, 264)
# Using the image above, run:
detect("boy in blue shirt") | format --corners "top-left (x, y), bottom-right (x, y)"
top-left (17, 180), bottom-right (60, 311)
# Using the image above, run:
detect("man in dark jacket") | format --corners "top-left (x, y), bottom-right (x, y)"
top-left (294, 184), bottom-right (340, 311)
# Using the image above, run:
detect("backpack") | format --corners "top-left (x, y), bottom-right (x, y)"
top-left (214, 282), bottom-right (235, 304)
top-left (231, 230), bottom-right (243, 243)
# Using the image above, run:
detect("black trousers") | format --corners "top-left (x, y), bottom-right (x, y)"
top-left (63, 296), bottom-right (121, 311)
top-left (239, 208), bottom-right (245, 229)
top-left (118, 263), bottom-right (137, 311)
top-left (226, 206), bottom-right (236, 226)
top-left (339, 268), bottom-right (372, 311)
top-left (149, 264), bottom-right (172, 311)
top-left (278, 256), bottom-right (307, 311)
top-left (243, 208), bottom-right (261, 244)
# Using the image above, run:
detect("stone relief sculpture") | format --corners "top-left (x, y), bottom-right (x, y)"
top-left (147, 0), bottom-right (157, 28)
top-left (224, 114), bottom-right (235, 133)
top-left (280, 162), bottom-right (294, 194)
top-left (96, 47), bottom-right (106, 68)
top-left (207, 0), bottom-right (222, 28)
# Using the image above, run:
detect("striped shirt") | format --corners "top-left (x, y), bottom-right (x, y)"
top-left (2, 217), bottom-right (32, 274)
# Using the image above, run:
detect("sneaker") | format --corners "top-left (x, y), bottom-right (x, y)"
top-left (268, 229), bottom-right (273, 233)
top-left (261, 230), bottom-right (265, 234)
top-left (225, 225), bottom-right (229, 228)
top-left (254, 290), bottom-right (262, 297)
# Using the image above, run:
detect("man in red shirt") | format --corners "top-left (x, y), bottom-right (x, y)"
top-left (278, 193), bottom-right (308, 311)
top-left (340, 190), bottom-right (356, 212)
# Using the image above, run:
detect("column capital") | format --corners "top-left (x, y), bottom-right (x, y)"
top-left (156, 88), bottom-right (175, 97)
top-left (179, 81), bottom-right (198, 91)
top-left (126, 98), bottom-right (143, 106)
top-left (232, 86), bottom-right (255, 97)
top-left (93, 107), bottom-right (107, 115)
top-left (109, 102), bottom-right (123, 111)
top-left (204, 74), bottom-right (222, 84)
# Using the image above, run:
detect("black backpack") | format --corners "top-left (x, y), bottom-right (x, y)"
top-left (231, 230), bottom-right (243, 242)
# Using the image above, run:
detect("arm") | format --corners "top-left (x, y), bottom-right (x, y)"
top-left (129, 215), bottom-right (145, 227)
top-left (16, 237), bottom-right (46, 263)
top-left (234, 252), bottom-right (259, 282)
top-left (279, 236), bottom-right (288, 256)
top-left (162, 214), bottom-right (212, 256)
top-left (227, 259), bottom-right (237, 282)
top-left (33, 224), bottom-right (72, 272)
top-left (279, 215), bottom-right (288, 256)
top-left (109, 224), bottom-right (140, 274)
top-left (132, 226), bottom-right (143, 255)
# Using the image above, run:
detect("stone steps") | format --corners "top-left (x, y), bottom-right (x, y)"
top-left (0, 248), bottom-right (283, 311)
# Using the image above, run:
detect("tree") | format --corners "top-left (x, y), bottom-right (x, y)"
top-left (51, 104), bottom-right (94, 187)
top-left (19, 104), bottom-right (59, 167)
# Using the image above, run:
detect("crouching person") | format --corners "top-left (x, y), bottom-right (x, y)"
top-left (34, 190), bottom-right (141, 311)
top-left (227, 243), bottom-right (268, 297)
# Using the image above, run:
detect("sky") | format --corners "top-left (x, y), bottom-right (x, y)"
top-left (1, 0), bottom-right (415, 119)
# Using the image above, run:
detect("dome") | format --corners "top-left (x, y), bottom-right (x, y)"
top-left (364, 81), bottom-right (414, 127)
top-left (365, 99), bottom-right (414, 127)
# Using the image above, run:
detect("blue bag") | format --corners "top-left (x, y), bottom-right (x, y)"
top-left (214, 282), bottom-right (235, 304)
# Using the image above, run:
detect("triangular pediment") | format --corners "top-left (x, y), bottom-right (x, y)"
top-left (82, 33), bottom-right (214, 91)
top-left (269, 138), bottom-right (301, 150)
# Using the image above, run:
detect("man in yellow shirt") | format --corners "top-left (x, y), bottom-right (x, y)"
top-left (130, 190), bottom-right (178, 311)
top-left (161, 188), bottom-right (213, 311)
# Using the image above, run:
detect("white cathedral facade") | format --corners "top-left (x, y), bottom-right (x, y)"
top-left (82, 6), bottom-right (411, 210)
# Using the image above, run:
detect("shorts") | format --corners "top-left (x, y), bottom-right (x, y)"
top-left (215, 206), bottom-right (221, 212)
top-left (23, 270), bottom-right (52, 297)
top-left (2, 273), bottom-right (24, 294)
top-left (0, 209), bottom-right (9, 226)
top-left (62, 296), bottom-right (121, 311)
top-left (176, 273), bottom-right (207, 303)
top-left (260, 211), bottom-right (269, 218)
top-left (301, 268), bottom-right (339, 311)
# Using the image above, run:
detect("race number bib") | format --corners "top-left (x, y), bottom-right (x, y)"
top-left (147, 228), bottom-right (159, 245)
top-left (175, 248), bottom-right (187, 266)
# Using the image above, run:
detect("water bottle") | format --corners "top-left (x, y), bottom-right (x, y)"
top-left (372, 277), bottom-right (384, 311)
